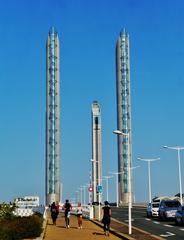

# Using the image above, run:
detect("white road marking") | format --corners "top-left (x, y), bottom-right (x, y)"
top-left (160, 232), bottom-right (175, 237)
top-left (180, 228), bottom-right (184, 231)
top-left (164, 224), bottom-right (174, 228)
top-left (153, 221), bottom-right (160, 224)
top-left (145, 218), bottom-right (151, 221)
top-left (124, 219), bottom-right (134, 222)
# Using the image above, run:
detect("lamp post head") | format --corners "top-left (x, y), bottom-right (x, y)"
top-left (113, 130), bottom-right (123, 135)
top-left (103, 175), bottom-right (113, 179)
top-left (113, 130), bottom-right (129, 137)
top-left (163, 145), bottom-right (184, 151)
top-left (137, 157), bottom-right (160, 162)
top-left (163, 146), bottom-right (168, 149)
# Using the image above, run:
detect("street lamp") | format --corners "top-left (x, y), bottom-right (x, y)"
top-left (124, 165), bottom-right (140, 206)
top-left (163, 146), bottom-right (184, 205)
top-left (82, 185), bottom-right (87, 205)
top-left (75, 191), bottom-right (79, 203)
top-left (79, 187), bottom-right (83, 205)
top-left (137, 157), bottom-right (160, 203)
top-left (103, 176), bottom-right (113, 202)
top-left (113, 129), bottom-right (132, 234)
top-left (109, 171), bottom-right (123, 207)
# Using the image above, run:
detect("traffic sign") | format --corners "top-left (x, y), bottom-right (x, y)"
top-left (97, 185), bottom-right (103, 193)
top-left (88, 186), bottom-right (93, 192)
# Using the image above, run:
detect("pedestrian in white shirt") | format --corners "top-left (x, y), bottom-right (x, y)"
top-left (76, 202), bottom-right (83, 229)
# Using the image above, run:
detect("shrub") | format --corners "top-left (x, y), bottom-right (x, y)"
top-left (0, 213), bottom-right (43, 239)
top-left (0, 203), bottom-right (17, 220)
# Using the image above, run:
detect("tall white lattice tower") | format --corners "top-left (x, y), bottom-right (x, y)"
top-left (116, 29), bottom-right (132, 204)
top-left (46, 27), bottom-right (61, 205)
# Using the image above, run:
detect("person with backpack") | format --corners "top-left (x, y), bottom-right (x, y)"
top-left (63, 199), bottom-right (72, 228)
top-left (50, 202), bottom-right (59, 225)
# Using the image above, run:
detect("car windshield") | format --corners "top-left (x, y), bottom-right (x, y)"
top-left (152, 203), bottom-right (159, 208)
top-left (165, 201), bottom-right (180, 207)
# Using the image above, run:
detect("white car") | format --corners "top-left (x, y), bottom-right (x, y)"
top-left (151, 202), bottom-right (159, 217)
top-left (146, 202), bottom-right (159, 218)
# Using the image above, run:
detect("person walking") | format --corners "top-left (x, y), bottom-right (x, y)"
top-left (101, 201), bottom-right (111, 236)
top-left (50, 202), bottom-right (59, 225)
top-left (56, 201), bottom-right (60, 218)
top-left (76, 202), bottom-right (83, 229)
top-left (63, 199), bottom-right (72, 228)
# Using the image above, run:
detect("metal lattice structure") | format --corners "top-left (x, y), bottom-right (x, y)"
top-left (116, 29), bottom-right (132, 204)
top-left (46, 27), bottom-right (60, 205)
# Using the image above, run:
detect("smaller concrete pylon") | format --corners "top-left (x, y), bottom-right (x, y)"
top-left (91, 101), bottom-right (102, 204)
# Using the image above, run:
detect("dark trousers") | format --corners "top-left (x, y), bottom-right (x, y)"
top-left (104, 222), bottom-right (110, 232)
top-left (65, 212), bottom-right (70, 226)
top-left (103, 216), bottom-right (110, 232)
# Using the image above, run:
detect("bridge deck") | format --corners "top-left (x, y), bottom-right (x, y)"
top-left (44, 213), bottom-right (121, 240)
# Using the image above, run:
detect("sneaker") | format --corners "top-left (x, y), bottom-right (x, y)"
top-left (68, 225), bottom-right (70, 228)
top-left (80, 226), bottom-right (83, 229)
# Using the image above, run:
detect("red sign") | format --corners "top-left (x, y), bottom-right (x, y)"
top-left (88, 186), bottom-right (93, 192)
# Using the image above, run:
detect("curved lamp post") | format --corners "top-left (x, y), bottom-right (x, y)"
top-left (113, 129), bottom-right (132, 234)
top-left (103, 176), bottom-right (113, 202)
top-left (109, 171), bottom-right (123, 208)
top-left (163, 146), bottom-right (184, 205)
top-left (137, 157), bottom-right (160, 204)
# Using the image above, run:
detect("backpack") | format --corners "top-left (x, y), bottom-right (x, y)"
top-left (51, 207), bottom-right (57, 213)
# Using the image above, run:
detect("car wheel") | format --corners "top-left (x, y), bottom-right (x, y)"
top-left (159, 212), bottom-right (163, 221)
top-left (162, 213), bottom-right (167, 221)
top-left (181, 218), bottom-right (184, 225)
top-left (176, 217), bottom-right (181, 226)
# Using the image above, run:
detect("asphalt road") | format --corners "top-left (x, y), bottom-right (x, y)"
top-left (111, 206), bottom-right (184, 240)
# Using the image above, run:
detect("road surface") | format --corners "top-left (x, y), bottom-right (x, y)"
top-left (111, 206), bottom-right (184, 240)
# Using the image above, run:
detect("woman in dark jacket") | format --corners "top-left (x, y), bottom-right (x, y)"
top-left (102, 201), bottom-right (112, 236)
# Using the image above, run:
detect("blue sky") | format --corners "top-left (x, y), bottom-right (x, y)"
top-left (1, 0), bottom-right (184, 204)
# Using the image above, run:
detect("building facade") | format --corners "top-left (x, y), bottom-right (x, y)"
top-left (91, 101), bottom-right (102, 203)
top-left (116, 29), bottom-right (132, 204)
top-left (14, 196), bottom-right (41, 217)
top-left (46, 27), bottom-right (61, 205)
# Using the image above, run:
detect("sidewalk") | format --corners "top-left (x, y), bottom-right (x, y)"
top-left (44, 213), bottom-right (121, 240)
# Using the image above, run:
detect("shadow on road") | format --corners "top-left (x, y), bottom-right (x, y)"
top-left (93, 232), bottom-right (104, 236)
